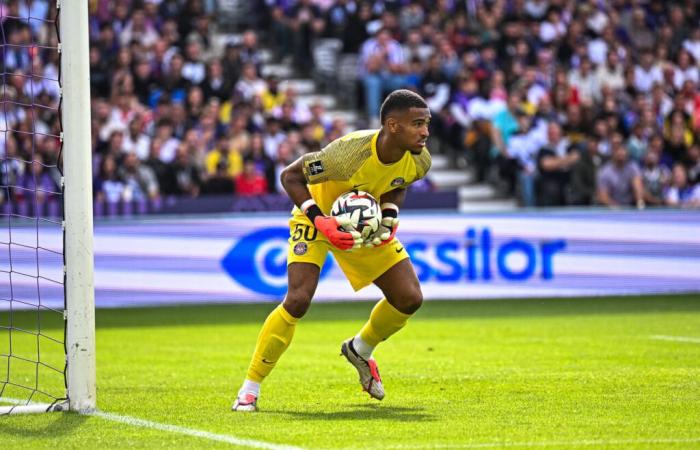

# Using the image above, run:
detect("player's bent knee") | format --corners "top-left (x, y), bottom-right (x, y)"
top-left (404, 289), bottom-right (423, 314)
top-left (394, 288), bottom-right (422, 314)
top-left (283, 290), bottom-right (313, 318)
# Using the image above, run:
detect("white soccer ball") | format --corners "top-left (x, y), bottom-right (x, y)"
top-left (330, 190), bottom-right (381, 241)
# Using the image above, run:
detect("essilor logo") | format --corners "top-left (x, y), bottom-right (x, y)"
top-left (221, 228), bottom-right (332, 296)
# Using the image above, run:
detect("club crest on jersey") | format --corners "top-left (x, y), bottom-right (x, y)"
top-left (293, 242), bottom-right (308, 255)
top-left (309, 160), bottom-right (324, 175)
top-left (391, 177), bottom-right (405, 187)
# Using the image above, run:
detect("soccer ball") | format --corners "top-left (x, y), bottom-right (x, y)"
top-left (330, 190), bottom-right (381, 241)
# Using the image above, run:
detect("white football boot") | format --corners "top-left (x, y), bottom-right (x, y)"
top-left (340, 338), bottom-right (385, 400)
top-left (232, 393), bottom-right (258, 412)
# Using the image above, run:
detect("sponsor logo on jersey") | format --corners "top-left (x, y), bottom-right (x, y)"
top-left (293, 242), bottom-right (308, 255)
top-left (390, 177), bottom-right (405, 187)
top-left (309, 160), bottom-right (324, 175)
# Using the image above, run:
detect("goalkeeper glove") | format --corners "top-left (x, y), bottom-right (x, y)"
top-left (302, 200), bottom-right (362, 251)
top-left (368, 203), bottom-right (399, 247)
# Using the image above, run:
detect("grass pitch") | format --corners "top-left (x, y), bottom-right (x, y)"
top-left (2, 294), bottom-right (700, 449)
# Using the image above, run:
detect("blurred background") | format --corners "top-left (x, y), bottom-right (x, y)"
top-left (3, 0), bottom-right (700, 217)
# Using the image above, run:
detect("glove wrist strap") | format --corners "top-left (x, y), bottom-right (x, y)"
top-left (381, 202), bottom-right (399, 218)
top-left (302, 200), bottom-right (324, 224)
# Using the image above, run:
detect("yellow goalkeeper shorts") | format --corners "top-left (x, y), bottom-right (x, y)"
top-left (287, 214), bottom-right (409, 291)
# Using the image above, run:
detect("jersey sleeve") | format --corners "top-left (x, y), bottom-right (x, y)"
top-left (301, 136), bottom-right (372, 185)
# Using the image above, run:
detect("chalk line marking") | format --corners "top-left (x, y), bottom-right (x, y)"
top-left (650, 335), bottom-right (700, 344)
top-left (1, 397), bottom-right (306, 450)
top-left (378, 437), bottom-right (700, 449)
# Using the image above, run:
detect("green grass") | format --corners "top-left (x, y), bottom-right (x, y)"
top-left (2, 295), bottom-right (700, 449)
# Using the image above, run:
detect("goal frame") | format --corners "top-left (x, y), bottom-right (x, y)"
top-left (0, 0), bottom-right (96, 415)
top-left (61, 0), bottom-right (96, 414)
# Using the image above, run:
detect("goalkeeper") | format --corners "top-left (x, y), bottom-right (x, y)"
top-left (233, 90), bottom-right (432, 411)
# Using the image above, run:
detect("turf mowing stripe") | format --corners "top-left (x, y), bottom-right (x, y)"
top-left (380, 437), bottom-right (700, 449)
top-left (650, 335), bottom-right (700, 344)
top-left (2, 397), bottom-right (305, 450)
top-left (91, 410), bottom-right (307, 450)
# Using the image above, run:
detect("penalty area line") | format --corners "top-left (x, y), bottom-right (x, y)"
top-left (90, 410), bottom-right (308, 450)
top-left (1, 397), bottom-right (306, 450)
top-left (649, 335), bottom-right (700, 344)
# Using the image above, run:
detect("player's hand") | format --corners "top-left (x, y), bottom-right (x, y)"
top-left (367, 216), bottom-right (399, 247)
top-left (313, 215), bottom-right (363, 250)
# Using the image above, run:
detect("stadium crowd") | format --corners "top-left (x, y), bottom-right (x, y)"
top-left (2, 0), bottom-right (700, 212)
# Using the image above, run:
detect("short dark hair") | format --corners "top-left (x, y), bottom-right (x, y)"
top-left (380, 89), bottom-right (428, 124)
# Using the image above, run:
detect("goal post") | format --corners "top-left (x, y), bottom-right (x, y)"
top-left (0, 0), bottom-right (95, 416)
top-left (60, 0), bottom-right (96, 413)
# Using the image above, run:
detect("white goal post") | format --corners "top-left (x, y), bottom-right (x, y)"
top-left (0, 0), bottom-right (96, 416)
top-left (61, 0), bottom-right (97, 413)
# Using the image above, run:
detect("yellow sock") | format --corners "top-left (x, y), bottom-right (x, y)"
top-left (246, 304), bottom-right (298, 383)
top-left (358, 298), bottom-right (412, 346)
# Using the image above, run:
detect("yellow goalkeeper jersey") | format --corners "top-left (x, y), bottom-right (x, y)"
top-left (295, 129), bottom-right (431, 219)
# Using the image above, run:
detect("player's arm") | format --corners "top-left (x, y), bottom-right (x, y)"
top-left (280, 157), bottom-right (362, 250)
top-left (280, 157), bottom-right (313, 208)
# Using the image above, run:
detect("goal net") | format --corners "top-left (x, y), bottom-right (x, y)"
top-left (1, 0), bottom-right (94, 415)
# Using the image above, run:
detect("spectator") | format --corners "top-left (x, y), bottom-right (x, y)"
top-left (263, 116), bottom-right (287, 160)
top-left (144, 137), bottom-right (170, 188)
top-left (664, 163), bottom-right (700, 207)
top-left (247, 134), bottom-right (276, 193)
top-left (236, 159), bottom-right (268, 197)
top-left (596, 138), bottom-right (645, 208)
top-left (123, 115), bottom-right (151, 160)
top-left (181, 37), bottom-right (206, 85)
top-left (261, 75), bottom-right (285, 113)
top-left (289, 0), bottom-right (324, 76)
top-left (235, 62), bottom-right (267, 103)
top-left (536, 122), bottom-right (578, 206)
top-left (626, 124), bottom-right (648, 162)
top-left (201, 59), bottom-right (231, 102)
top-left (568, 139), bottom-right (599, 206)
top-left (206, 136), bottom-right (242, 179)
top-left (504, 110), bottom-right (546, 206)
top-left (568, 57), bottom-right (597, 106)
top-left (119, 8), bottom-right (158, 48)
top-left (201, 161), bottom-right (236, 195)
top-left (239, 30), bottom-right (263, 72)
top-left (153, 119), bottom-right (180, 163)
top-left (94, 155), bottom-right (126, 204)
top-left (162, 145), bottom-right (201, 197)
top-left (595, 50), bottom-right (625, 94)
top-left (269, 6), bottom-right (294, 62)
top-left (359, 28), bottom-right (408, 126)
top-left (641, 150), bottom-right (672, 206)
top-left (633, 50), bottom-right (663, 94)
top-left (673, 49), bottom-right (699, 91)
top-left (119, 153), bottom-right (160, 202)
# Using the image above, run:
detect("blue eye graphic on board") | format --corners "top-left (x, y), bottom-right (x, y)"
top-left (221, 227), bottom-right (332, 296)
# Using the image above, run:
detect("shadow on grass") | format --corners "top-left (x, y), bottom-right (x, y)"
top-left (265, 403), bottom-right (435, 422)
top-left (0, 411), bottom-right (88, 438)
top-left (6, 294), bottom-right (700, 330)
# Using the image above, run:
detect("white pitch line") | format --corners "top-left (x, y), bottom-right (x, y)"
top-left (650, 335), bottom-right (700, 344)
top-left (90, 410), bottom-right (307, 450)
top-left (1, 397), bottom-right (306, 450)
top-left (379, 437), bottom-right (700, 449)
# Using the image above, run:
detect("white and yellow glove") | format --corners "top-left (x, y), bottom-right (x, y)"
top-left (366, 203), bottom-right (399, 247)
